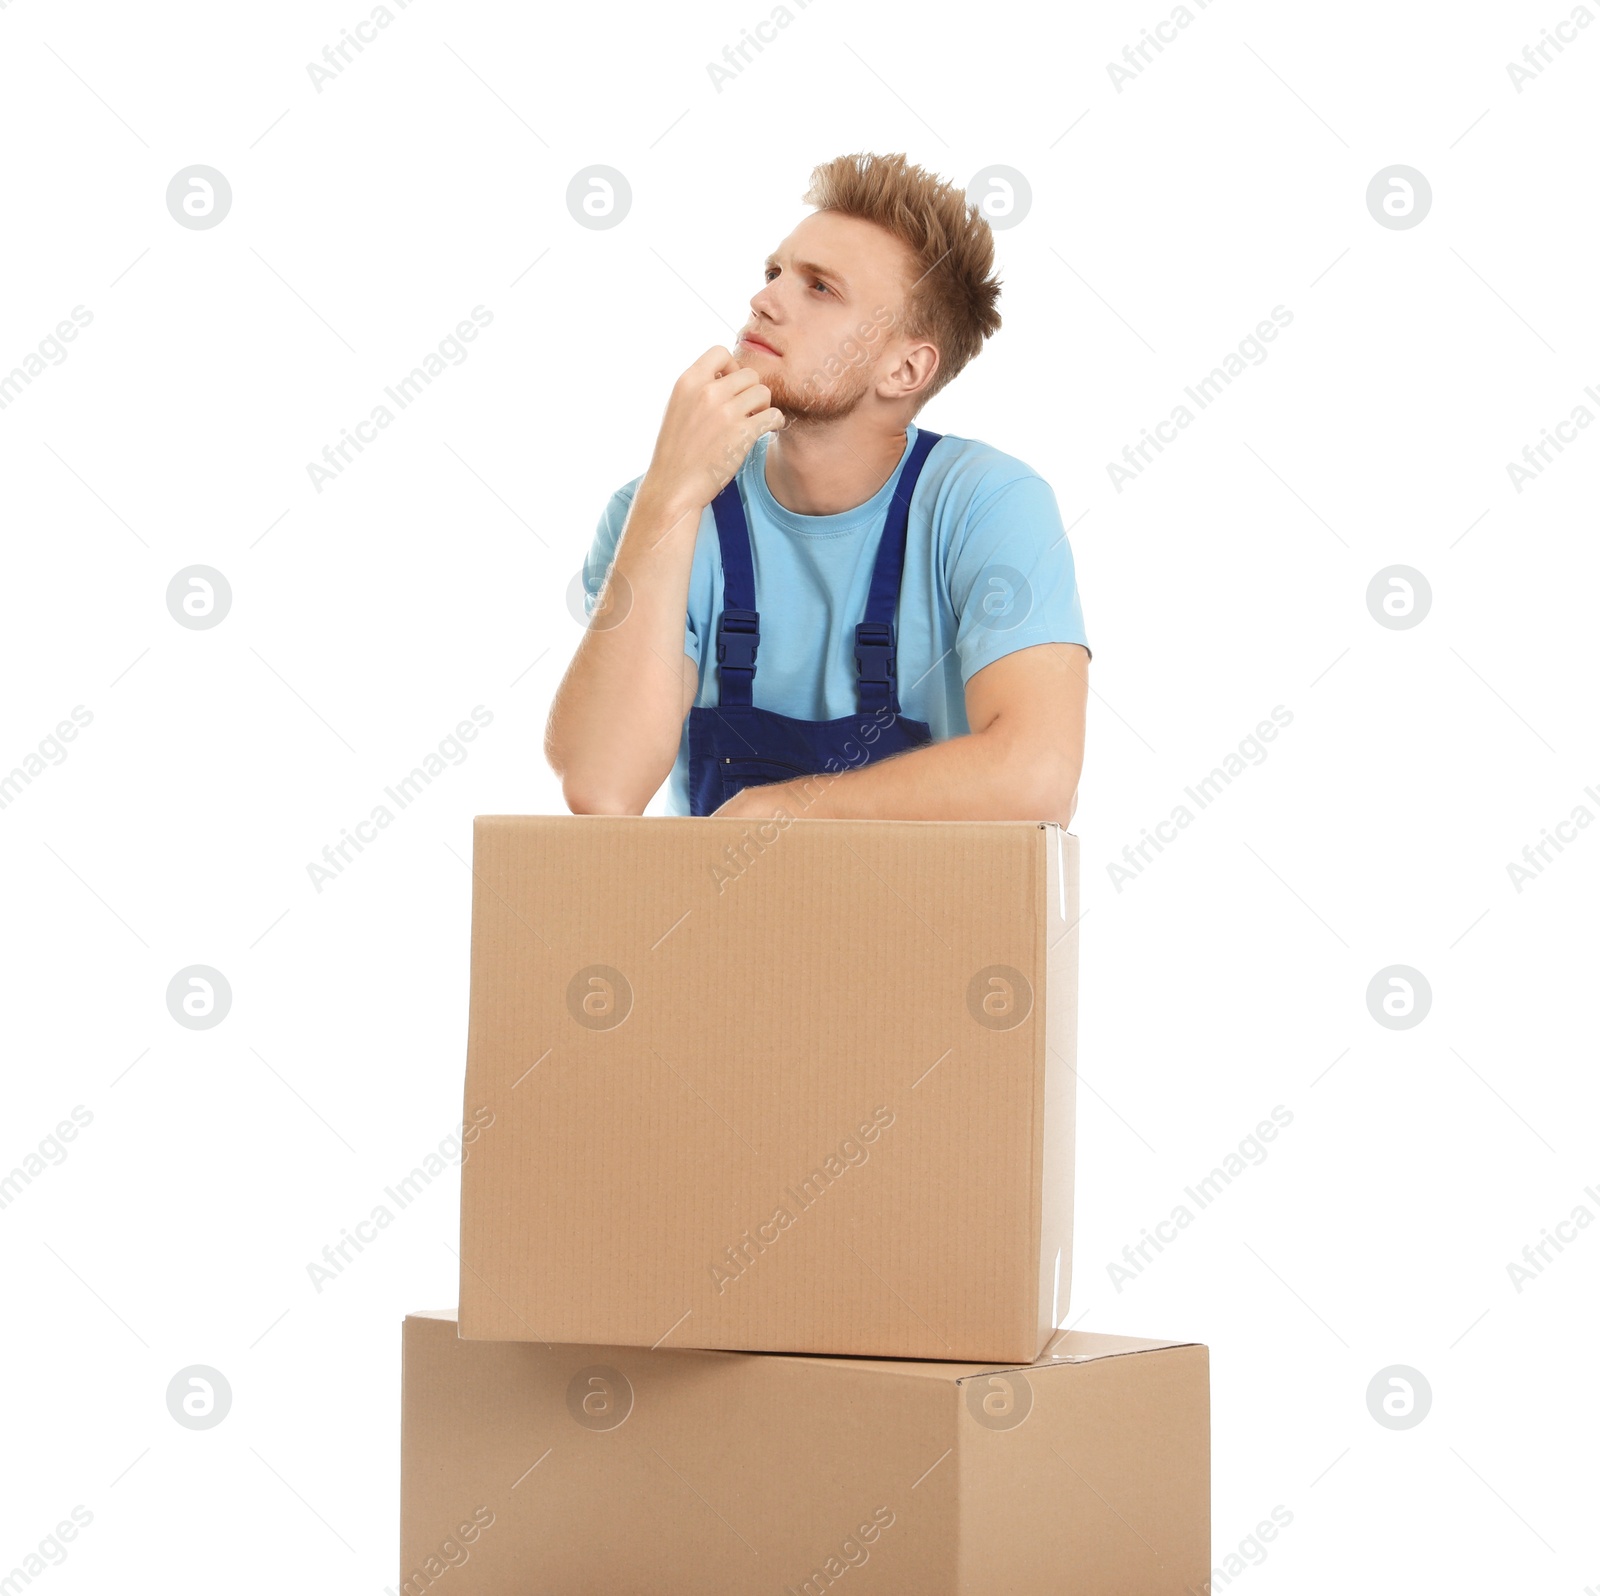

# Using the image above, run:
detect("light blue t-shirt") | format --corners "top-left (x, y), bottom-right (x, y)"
top-left (584, 423), bottom-right (1091, 815)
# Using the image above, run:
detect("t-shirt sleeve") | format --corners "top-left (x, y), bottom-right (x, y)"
top-left (947, 473), bottom-right (1092, 682)
top-left (584, 482), bottom-right (701, 664)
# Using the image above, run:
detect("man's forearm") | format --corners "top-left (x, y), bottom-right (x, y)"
top-left (742, 723), bottom-right (1075, 823)
top-left (545, 488), bottom-right (701, 813)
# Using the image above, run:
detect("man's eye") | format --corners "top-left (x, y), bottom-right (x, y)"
top-left (763, 266), bottom-right (830, 295)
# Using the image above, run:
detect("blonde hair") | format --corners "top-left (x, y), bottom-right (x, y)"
top-left (801, 151), bottom-right (1003, 412)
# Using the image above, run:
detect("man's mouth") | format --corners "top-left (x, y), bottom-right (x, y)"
top-left (740, 332), bottom-right (780, 356)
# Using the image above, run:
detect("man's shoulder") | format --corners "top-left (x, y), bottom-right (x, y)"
top-left (923, 430), bottom-right (1052, 507)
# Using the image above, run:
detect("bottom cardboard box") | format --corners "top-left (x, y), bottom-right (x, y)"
top-left (399, 1309), bottom-right (1208, 1595)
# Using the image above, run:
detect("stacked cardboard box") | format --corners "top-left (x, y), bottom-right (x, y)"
top-left (398, 816), bottom-right (1209, 1593)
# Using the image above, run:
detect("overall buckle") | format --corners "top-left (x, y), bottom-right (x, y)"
top-left (855, 620), bottom-right (896, 685)
top-left (717, 608), bottom-right (760, 671)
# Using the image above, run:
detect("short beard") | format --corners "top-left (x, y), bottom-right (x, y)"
top-left (736, 350), bottom-right (876, 426)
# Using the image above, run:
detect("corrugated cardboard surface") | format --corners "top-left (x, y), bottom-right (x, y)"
top-left (458, 817), bottom-right (1079, 1362)
top-left (957, 1341), bottom-right (1211, 1593)
top-left (400, 1310), bottom-right (1209, 1596)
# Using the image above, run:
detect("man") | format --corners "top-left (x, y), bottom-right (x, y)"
top-left (546, 150), bottom-right (1091, 822)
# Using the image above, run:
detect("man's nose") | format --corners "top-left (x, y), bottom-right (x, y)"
top-left (749, 279), bottom-right (784, 320)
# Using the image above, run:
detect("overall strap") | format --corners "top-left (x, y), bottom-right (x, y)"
top-left (710, 477), bottom-right (759, 707)
top-left (856, 428), bottom-right (942, 716)
top-left (708, 428), bottom-right (944, 713)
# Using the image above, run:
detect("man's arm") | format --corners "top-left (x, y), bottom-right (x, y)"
top-left (544, 487), bottom-right (703, 815)
top-left (545, 347), bottom-right (785, 814)
top-left (712, 641), bottom-right (1089, 823)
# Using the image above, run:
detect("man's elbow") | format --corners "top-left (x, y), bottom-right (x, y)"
top-left (559, 775), bottom-right (649, 816)
top-left (1018, 749), bottom-right (1078, 826)
top-left (1034, 780), bottom-right (1077, 828)
top-left (546, 721), bottom-right (649, 815)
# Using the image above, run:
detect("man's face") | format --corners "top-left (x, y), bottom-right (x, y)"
top-left (733, 211), bottom-right (913, 423)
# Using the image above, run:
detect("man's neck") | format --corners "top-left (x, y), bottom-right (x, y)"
top-left (761, 421), bottom-right (912, 517)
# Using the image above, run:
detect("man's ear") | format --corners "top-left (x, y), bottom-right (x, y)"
top-left (879, 339), bottom-right (940, 404)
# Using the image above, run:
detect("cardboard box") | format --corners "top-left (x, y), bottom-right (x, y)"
top-left (400, 1309), bottom-right (1210, 1596)
top-left (458, 817), bottom-right (1079, 1362)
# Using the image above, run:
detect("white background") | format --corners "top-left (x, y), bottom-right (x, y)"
top-left (2, 0), bottom-right (1596, 1590)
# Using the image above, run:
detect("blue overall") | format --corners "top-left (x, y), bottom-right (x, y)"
top-left (687, 429), bottom-right (943, 816)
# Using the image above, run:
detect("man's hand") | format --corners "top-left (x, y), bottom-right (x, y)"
top-left (709, 778), bottom-right (803, 821)
top-left (640, 346), bottom-right (788, 522)
top-left (546, 347), bottom-right (788, 816)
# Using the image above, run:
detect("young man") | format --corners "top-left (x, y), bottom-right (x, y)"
top-left (546, 151), bottom-right (1091, 822)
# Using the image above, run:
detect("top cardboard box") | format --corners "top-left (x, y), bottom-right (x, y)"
top-left (459, 816), bottom-right (1079, 1363)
